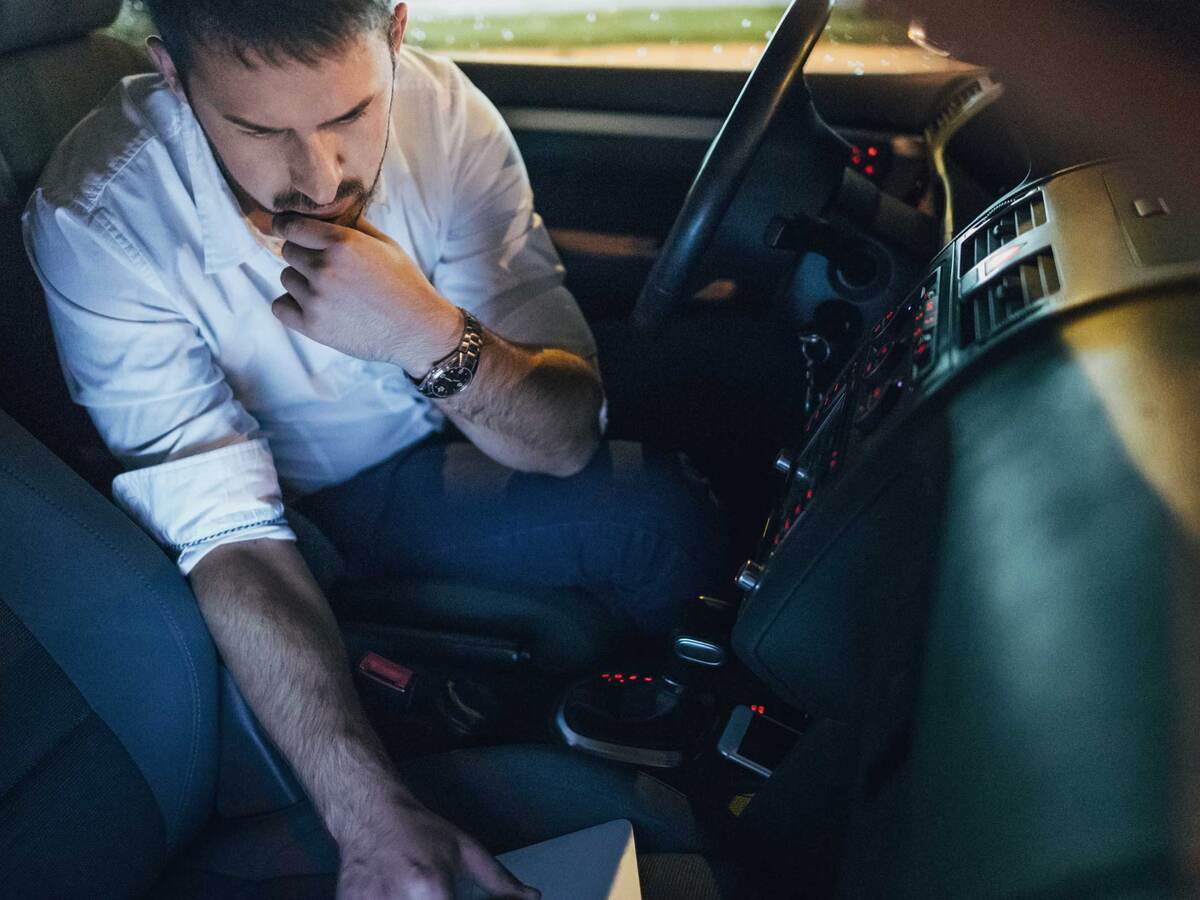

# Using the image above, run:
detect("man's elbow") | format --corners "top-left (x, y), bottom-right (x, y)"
top-left (525, 353), bottom-right (604, 477)
top-left (543, 428), bottom-right (601, 478)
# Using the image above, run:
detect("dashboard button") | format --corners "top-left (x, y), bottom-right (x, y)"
top-left (736, 561), bottom-right (765, 593)
top-left (772, 450), bottom-right (811, 485)
top-left (862, 339), bottom-right (903, 382)
top-left (913, 337), bottom-right (935, 373)
top-left (853, 377), bottom-right (905, 434)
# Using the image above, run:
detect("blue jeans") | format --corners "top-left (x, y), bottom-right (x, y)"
top-left (287, 438), bottom-right (729, 636)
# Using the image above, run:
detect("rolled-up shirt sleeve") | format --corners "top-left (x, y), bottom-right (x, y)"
top-left (111, 437), bottom-right (292, 576)
top-left (22, 195), bottom-right (296, 576)
top-left (432, 67), bottom-right (598, 363)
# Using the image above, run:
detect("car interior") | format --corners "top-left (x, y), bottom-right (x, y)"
top-left (1, 0), bottom-right (1197, 897)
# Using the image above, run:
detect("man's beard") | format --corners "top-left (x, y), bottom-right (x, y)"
top-left (209, 133), bottom-right (389, 230)
top-left (272, 175), bottom-right (374, 228)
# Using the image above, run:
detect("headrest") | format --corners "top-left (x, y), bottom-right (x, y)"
top-left (0, 0), bottom-right (122, 56)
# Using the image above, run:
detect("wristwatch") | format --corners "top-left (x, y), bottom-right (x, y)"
top-left (406, 307), bottom-right (485, 399)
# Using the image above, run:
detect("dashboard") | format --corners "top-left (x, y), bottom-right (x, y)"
top-left (729, 156), bottom-right (1200, 719)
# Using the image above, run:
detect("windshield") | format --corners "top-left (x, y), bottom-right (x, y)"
top-left (112, 0), bottom-right (972, 74)
top-left (404, 0), bottom-right (968, 72)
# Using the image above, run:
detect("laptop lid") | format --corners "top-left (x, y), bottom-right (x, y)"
top-left (457, 818), bottom-right (641, 900)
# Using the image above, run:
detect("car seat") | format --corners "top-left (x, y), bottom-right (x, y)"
top-left (0, 403), bottom-right (743, 898)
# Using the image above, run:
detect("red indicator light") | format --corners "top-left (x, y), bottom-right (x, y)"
top-left (829, 459), bottom-right (838, 471)
top-left (831, 450), bottom-right (839, 457)
top-left (851, 145), bottom-right (860, 154)
top-left (884, 310), bottom-right (894, 321)
top-left (926, 300), bottom-right (935, 312)
top-left (793, 504), bottom-right (802, 516)
top-left (915, 344), bottom-right (928, 356)
top-left (913, 328), bottom-right (923, 338)
top-left (867, 146), bottom-right (878, 157)
top-left (865, 164), bottom-right (875, 175)
top-left (872, 386), bottom-right (882, 398)
top-left (644, 676), bottom-right (653, 682)
top-left (805, 488), bottom-right (814, 499)
top-left (773, 534), bottom-right (780, 545)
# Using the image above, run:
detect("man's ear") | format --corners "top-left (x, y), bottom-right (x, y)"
top-left (388, 3), bottom-right (408, 54)
top-left (146, 36), bottom-right (186, 100)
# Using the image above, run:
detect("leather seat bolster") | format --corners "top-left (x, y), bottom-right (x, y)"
top-left (0, 409), bottom-right (219, 853)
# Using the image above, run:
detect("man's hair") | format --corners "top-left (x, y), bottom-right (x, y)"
top-left (144, 0), bottom-right (394, 81)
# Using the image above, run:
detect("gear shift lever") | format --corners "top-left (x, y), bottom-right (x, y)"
top-left (554, 595), bottom-right (737, 768)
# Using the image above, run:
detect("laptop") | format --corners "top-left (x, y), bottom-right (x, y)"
top-left (456, 818), bottom-right (642, 900)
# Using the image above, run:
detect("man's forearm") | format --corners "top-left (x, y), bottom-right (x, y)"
top-left (187, 537), bottom-right (413, 848)
top-left (436, 326), bottom-right (604, 477)
top-left (263, 213), bottom-right (602, 478)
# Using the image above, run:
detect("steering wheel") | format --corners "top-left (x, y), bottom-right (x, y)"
top-left (631, 0), bottom-right (848, 335)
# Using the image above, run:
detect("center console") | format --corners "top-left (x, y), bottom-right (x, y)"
top-left (732, 157), bottom-right (1200, 719)
top-left (551, 157), bottom-right (1199, 771)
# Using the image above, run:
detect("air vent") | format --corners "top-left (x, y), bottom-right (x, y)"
top-left (932, 79), bottom-right (984, 136)
top-left (961, 190), bottom-right (1048, 273)
top-left (959, 250), bottom-right (1060, 345)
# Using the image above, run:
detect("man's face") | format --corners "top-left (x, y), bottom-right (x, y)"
top-left (169, 24), bottom-right (399, 228)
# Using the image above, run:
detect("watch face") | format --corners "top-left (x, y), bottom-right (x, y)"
top-left (428, 365), bottom-right (474, 398)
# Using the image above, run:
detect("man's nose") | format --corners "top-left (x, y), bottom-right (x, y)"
top-left (289, 132), bottom-right (343, 207)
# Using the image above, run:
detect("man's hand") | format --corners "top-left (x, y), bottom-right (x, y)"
top-left (271, 213), bottom-right (462, 375)
top-left (339, 795), bottom-right (540, 900)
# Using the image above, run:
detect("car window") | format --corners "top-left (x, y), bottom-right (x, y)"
top-left (110, 0), bottom-right (961, 75)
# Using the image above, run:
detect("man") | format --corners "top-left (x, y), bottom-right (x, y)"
top-left (22, 0), bottom-right (727, 896)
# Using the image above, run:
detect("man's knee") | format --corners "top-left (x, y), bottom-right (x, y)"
top-left (598, 441), bottom-right (728, 558)
top-left (568, 442), bottom-right (730, 610)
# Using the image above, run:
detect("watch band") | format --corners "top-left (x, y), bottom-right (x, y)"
top-left (406, 308), bottom-right (485, 399)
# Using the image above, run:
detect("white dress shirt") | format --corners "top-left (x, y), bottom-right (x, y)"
top-left (22, 48), bottom-right (597, 576)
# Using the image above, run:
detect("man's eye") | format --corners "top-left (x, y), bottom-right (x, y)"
top-left (336, 108), bottom-right (368, 126)
top-left (240, 129), bottom-right (277, 139)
